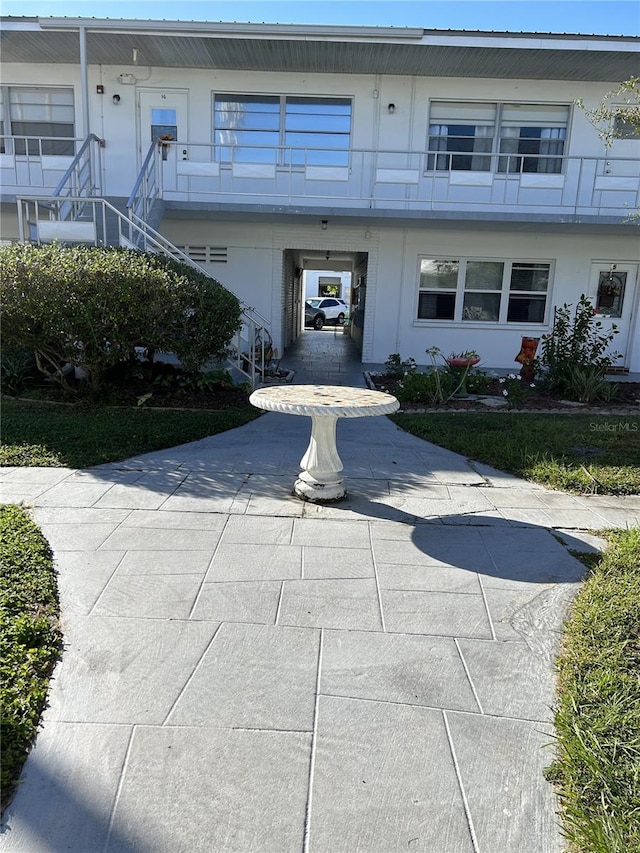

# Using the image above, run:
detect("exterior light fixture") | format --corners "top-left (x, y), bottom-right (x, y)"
top-left (321, 219), bottom-right (328, 230)
top-left (388, 103), bottom-right (395, 114)
top-left (112, 94), bottom-right (121, 104)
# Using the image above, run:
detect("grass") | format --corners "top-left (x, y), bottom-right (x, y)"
top-left (0, 505), bottom-right (61, 812)
top-left (391, 413), bottom-right (640, 495)
top-left (0, 398), bottom-right (261, 468)
top-left (548, 528), bottom-right (640, 853)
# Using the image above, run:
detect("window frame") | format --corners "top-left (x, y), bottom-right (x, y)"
top-left (212, 93), bottom-right (353, 167)
top-left (426, 100), bottom-right (571, 175)
top-left (0, 85), bottom-right (76, 157)
top-left (416, 256), bottom-right (553, 326)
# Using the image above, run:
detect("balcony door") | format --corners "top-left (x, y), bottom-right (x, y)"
top-left (590, 262), bottom-right (638, 368)
top-left (137, 89), bottom-right (188, 193)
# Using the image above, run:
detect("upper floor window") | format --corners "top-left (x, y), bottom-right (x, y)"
top-left (428, 103), bottom-right (495, 172)
top-left (498, 104), bottom-right (568, 174)
top-left (427, 101), bottom-right (569, 175)
top-left (417, 257), bottom-right (550, 324)
top-left (613, 109), bottom-right (640, 139)
top-left (214, 94), bottom-right (351, 166)
top-left (0, 87), bottom-right (75, 156)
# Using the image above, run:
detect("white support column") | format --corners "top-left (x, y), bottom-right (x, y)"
top-left (78, 26), bottom-right (90, 138)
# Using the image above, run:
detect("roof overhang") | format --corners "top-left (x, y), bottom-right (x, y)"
top-left (0, 17), bottom-right (637, 81)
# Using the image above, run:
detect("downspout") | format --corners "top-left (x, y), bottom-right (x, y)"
top-left (78, 25), bottom-right (90, 137)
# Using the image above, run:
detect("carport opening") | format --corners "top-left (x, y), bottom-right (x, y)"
top-left (282, 248), bottom-right (368, 355)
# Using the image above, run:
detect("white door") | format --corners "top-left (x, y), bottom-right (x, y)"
top-left (137, 90), bottom-right (189, 193)
top-left (590, 262), bottom-right (638, 367)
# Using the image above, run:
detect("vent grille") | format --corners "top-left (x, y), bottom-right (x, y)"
top-left (176, 245), bottom-right (228, 263)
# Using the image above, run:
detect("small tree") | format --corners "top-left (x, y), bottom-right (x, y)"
top-left (539, 294), bottom-right (620, 399)
top-left (0, 243), bottom-right (242, 392)
top-left (576, 77), bottom-right (640, 146)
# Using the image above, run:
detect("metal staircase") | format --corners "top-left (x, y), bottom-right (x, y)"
top-left (16, 137), bottom-right (271, 387)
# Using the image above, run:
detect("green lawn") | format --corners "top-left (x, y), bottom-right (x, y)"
top-left (549, 528), bottom-right (640, 853)
top-left (0, 399), bottom-right (261, 469)
top-left (0, 505), bottom-right (61, 812)
top-left (391, 413), bottom-right (640, 495)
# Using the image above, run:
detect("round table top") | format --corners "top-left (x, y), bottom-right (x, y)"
top-left (249, 384), bottom-right (400, 418)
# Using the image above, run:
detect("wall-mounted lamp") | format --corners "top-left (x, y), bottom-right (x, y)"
top-left (364, 228), bottom-right (372, 240)
top-left (112, 93), bottom-right (121, 105)
top-left (321, 219), bottom-right (328, 230)
top-left (387, 103), bottom-right (395, 114)
top-left (325, 250), bottom-right (331, 261)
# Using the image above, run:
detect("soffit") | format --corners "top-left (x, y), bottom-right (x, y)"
top-left (0, 26), bottom-right (637, 81)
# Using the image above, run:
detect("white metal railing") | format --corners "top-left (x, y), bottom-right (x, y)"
top-left (0, 135), bottom-right (93, 195)
top-left (127, 140), bottom-right (163, 228)
top-left (141, 140), bottom-right (639, 218)
top-left (16, 194), bottom-right (271, 387)
top-left (52, 133), bottom-right (103, 199)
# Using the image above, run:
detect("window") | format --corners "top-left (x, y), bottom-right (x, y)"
top-left (498, 105), bottom-right (568, 174)
top-left (213, 94), bottom-right (351, 165)
top-left (613, 111), bottom-right (640, 139)
top-left (3, 87), bottom-right (75, 156)
top-left (417, 260), bottom-right (459, 320)
top-left (284, 97), bottom-right (351, 166)
top-left (427, 101), bottom-right (569, 174)
top-left (418, 257), bottom-right (551, 324)
top-left (427, 103), bottom-right (495, 172)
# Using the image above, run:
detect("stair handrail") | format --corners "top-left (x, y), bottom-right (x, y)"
top-left (127, 140), bottom-right (162, 225)
top-left (52, 133), bottom-right (103, 200)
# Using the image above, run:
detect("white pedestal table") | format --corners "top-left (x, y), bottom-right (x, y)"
top-left (249, 384), bottom-right (400, 502)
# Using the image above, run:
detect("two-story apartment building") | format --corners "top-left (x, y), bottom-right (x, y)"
top-left (1, 17), bottom-right (639, 371)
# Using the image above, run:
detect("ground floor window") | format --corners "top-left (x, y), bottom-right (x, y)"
top-left (417, 257), bottom-right (551, 324)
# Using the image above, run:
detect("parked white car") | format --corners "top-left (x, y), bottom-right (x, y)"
top-left (305, 297), bottom-right (348, 328)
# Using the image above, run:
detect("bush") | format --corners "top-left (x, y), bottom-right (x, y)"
top-left (0, 348), bottom-right (37, 397)
top-left (0, 505), bottom-right (61, 810)
top-left (539, 295), bottom-right (620, 399)
top-left (0, 243), bottom-right (242, 392)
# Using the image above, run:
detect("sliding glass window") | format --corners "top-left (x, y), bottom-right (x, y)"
top-left (214, 94), bottom-right (351, 165)
top-left (2, 86), bottom-right (75, 156)
top-left (427, 101), bottom-right (569, 174)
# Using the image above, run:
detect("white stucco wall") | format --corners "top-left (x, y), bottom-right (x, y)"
top-left (367, 227), bottom-right (640, 371)
top-left (159, 216), bottom-right (639, 372)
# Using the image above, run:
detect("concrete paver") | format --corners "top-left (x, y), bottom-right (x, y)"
top-left (2, 330), bottom-right (637, 852)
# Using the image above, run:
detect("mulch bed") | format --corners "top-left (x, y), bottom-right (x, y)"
top-left (368, 373), bottom-right (640, 413)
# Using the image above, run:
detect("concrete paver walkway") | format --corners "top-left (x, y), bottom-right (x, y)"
top-left (1, 330), bottom-right (639, 852)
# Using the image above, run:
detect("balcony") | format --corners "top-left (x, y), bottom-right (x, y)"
top-left (2, 135), bottom-right (638, 224)
top-left (0, 136), bottom-right (91, 198)
top-left (146, 143), bottom-right (640, 224)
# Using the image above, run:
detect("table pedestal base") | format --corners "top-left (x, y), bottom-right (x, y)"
top-left (294, 415), bottom-right (347, 503)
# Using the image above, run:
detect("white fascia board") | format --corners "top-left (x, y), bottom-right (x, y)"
top-left (0, 19), bottom-right (42, 30)
top-left (419, 33), bottom-right (640, 52)
top-left (38, 18), bottom-right (425, 41)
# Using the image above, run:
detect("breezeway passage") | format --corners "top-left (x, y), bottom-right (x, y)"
top-left (2, 338), bottom-right (638, 853)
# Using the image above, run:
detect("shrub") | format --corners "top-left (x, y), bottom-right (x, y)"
top-left (0, 348), bottom-right (37, 397)
top-left (384, 353), bottom-right (417, 378)
top-left (560, 364), bottom-right (619, 404)
top-left (498, 373), bottom-right (537, 409)
top-left (0, 243), bottom-right (242, 392)
top-left (395, 369), bottom-right (457, 405)
top-left (539, 295), bottom-right (620, 399)
top-left (1, 505), bottom-right (61, 810)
